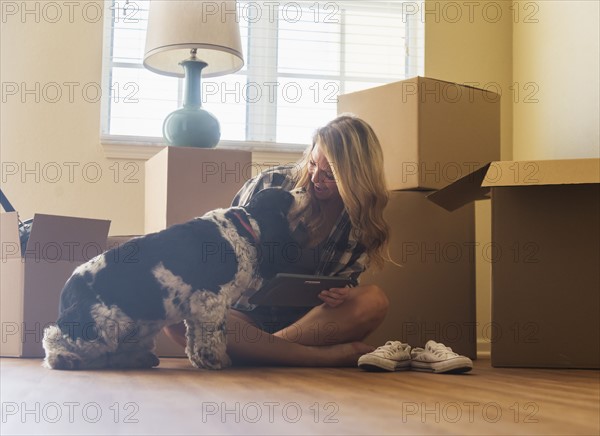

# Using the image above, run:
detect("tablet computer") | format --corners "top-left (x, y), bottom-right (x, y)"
top-left (248, 273), bottom-right (353, 307)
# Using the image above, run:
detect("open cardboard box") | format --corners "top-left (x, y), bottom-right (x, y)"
top-left (428, 158), bottom-right (600, 368)
top-left (1, 212), bottom-right (110, 357)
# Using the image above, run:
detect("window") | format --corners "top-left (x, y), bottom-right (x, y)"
top-left (101, 0), bottom-right (424, 151)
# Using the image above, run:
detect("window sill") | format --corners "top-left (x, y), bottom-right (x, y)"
top-left (101, 135), bottom-right (307, 162)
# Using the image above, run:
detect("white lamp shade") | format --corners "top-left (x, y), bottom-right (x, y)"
top-left (143, 0), bottom-right (244, 78)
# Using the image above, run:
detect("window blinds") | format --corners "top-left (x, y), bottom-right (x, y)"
top-left (101, 0), bottom-right (424, 147)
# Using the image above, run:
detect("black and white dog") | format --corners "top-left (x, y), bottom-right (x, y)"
top-left (43, 188), bottom-right (298, 370)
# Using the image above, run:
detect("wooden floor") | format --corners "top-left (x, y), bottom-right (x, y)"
top-left (1, 357), bottom-right (598, 435)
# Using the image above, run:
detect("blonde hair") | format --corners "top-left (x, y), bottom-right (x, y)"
top-left (291, 114), bottom-right (390, 269)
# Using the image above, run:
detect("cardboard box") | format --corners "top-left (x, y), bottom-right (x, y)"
top-left (106, 235), bottom-right (186, 358)
top-left (338, 77), bottom-right (497, 357)
top-left (362, 191), bottom-right (476, 359)
top-left (428, 158), bottom-right (600, 368)
top-left (337, 76), bottom-right (501, 191)
top-left (145, 147), bottom-right (252, 233)
top-left (1, 213), bottom-right (110, 357)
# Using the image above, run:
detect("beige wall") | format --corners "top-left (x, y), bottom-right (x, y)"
top-left (1, 2), bottom-right (145, 235)
top-left (513, 0), bottom-right (600, 159)
top-left (425, 0), bottom-right (514, 161)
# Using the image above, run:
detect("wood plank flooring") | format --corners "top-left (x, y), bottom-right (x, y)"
top-left (1, 357), bottom-right (598, 435)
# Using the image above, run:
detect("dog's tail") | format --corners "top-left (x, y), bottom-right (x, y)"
top-left (42, 325), bottom-right (83, 370)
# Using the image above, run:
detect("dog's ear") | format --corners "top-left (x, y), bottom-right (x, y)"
top-left (244, 189), bottom-right (298, 279)
top-left (245, 188), bottom-right (294, 215)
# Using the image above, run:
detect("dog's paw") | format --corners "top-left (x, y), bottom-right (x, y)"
top-left (43, 353), bottom-right (82, 370)
top-left (138, 351), bottom-right (160, 368)
top-left (188, 350), bottom-right (231, 370)
top-left (106, 351), bottom-right (160, 369)
top-left (217, 353), bottom-right (232, 369)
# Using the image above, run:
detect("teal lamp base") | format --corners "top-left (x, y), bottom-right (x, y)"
top-left (163, 58), bottom-right (220, 148)
top-left (163, 107), bottom-right (220, 148)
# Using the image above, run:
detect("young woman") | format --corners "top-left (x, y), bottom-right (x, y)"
top-left (164, 114), bottom-right (391, 366)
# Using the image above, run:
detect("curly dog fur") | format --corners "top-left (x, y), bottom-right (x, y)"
top-left (43, 188), bottom-right (298, 370)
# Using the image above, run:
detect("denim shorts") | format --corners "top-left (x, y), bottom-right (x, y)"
top-left (241, 305), bottom-right (313, 334)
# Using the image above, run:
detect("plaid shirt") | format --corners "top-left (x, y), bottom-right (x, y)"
top-left (231, 165), bottom-right (369, 311)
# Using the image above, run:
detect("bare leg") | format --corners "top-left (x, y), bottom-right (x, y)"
top-left (274, 284), bottom-right (389, 346)
top-left (163, 310), bottom-right (375, 367)
top-left (162, 284), bottom-right (387, 367)
top-left (226, 311), bottom-right (375, 366)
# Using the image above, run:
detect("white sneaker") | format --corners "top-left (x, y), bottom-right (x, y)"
top-left (410, 340), bottom-right (473, 374)
top-left (358, 341), bottom-right (412, 372)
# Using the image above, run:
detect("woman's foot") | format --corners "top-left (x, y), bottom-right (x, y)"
top-left (312, 341), bottom-right (375, 367)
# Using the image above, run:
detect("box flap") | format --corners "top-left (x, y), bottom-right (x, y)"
top-left (482, 158), bottom-right (600, 187)
top-left (429, 158), bottom-right (600, 211)
top-left (1, 212), bottom-right (21, 258)
top-left (427, 164), bottom-right (492, 211)
top-left (25, 214), bottom-right (110, 262)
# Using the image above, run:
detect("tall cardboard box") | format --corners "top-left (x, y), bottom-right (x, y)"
top-left (338, 76), bottom-right (501, 190)
top-left (145, 147), bottom-right (252, 233)
top-left (0, 212), bottom-right (110, 357)
top-left (339, 77), bottom-right (500, 357)
top-left (428, 158), bottom-right (600, 368)
top-left (145, 146), bottom-right (252, 356)
top-left (362, 192), bottom-right (476, 358)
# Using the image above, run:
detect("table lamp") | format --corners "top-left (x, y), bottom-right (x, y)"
top-left (143, 0), bottom-right (244, 148)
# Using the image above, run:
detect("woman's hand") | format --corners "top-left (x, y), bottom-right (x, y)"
top-left (319, 287), bottom-right (350, 308)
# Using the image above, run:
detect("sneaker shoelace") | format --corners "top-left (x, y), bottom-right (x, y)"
top-left (411, 342), bottom-right (460, 360)
top-left (371, 341), bottom-right (407, 357)
top-left (426, 342), bottom-right (459, 359)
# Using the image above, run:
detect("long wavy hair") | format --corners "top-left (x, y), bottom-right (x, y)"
top-left (290, 114), bottom-right (390, 269)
